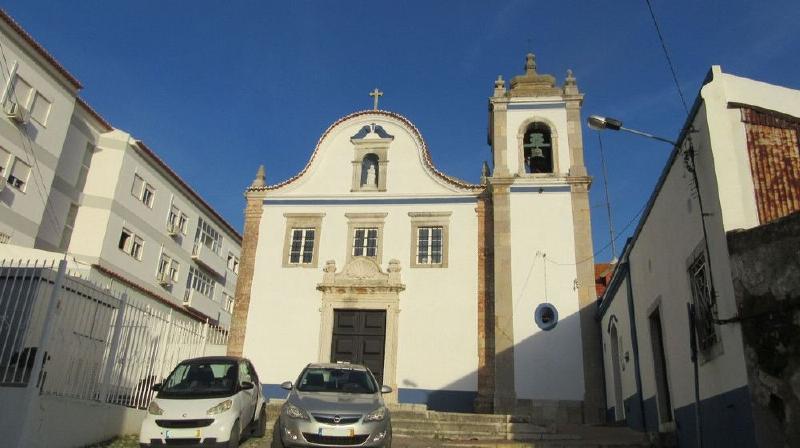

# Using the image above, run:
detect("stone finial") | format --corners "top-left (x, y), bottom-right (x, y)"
top-left (387, 259), bottom-right (402, 284)
top-left (250, 164), bottom-right (266, 188)
top-left (481, 161), bottom-right (491, 184)
top-left (525, 53), bottom-right (537, 74)
top-left (563, 69), bottom-right (580, 96)
top-left (322, 260), bottom-right (337, 284)
top-left (493, 75), bottom-right (506, 97)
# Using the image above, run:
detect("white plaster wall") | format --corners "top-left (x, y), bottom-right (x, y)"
top-left (509, 189), bottom-right (584, 400)
top-left (628, 105), bottom-right (748, 413)
top-left (600, 276), bottom-right (639, 415)
top-left (244, 200), bottom-right (479, 392)
top-left (504, 101), bottom-right (571, 176)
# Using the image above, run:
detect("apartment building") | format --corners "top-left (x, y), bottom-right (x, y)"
top-left (0, 9), bottom-right (241, 325)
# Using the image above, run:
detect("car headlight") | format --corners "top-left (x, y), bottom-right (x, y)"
top-left (147, 401), bottom-right (164, 415)
top-left (285, 403), bottom-right (310, 420)
top-left (206, 399), bottom-right (233, 415)
top-left (364, 406), bottom-right (386, 422)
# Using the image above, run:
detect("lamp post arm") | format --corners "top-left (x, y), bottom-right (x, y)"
top-left (618, 126), bottom-right (678, 146)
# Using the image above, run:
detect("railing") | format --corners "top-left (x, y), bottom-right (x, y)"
top-left (0, 258), bottom-right (228, 409)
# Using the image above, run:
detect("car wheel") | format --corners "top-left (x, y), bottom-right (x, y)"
top-left (228, 421), bottom-right (240, 448)
top-left (271, 421), bottom-right (286, 448)
top-left (252, 406), bottom-right (267, 438)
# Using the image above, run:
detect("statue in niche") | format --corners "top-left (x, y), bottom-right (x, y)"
top-left (366, 164), bottom-right (377, 186)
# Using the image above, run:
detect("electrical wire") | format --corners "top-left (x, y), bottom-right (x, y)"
top-left (644, 0), bottom-right (689, 114)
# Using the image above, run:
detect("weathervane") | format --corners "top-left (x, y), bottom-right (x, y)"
top-left (369, 88), bottom-right (383, 110)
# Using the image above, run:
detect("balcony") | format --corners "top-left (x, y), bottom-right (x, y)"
top-left (192, 242), bottom-right (226, 277)
top-left (183, 288), bottom-right (219, 320)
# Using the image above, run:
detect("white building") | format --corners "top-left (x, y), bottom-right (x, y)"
top-left (597, 66), bottom-right (800, 447)
top-left (0, 10), bottom-right (240, 325)
top-left (230, 55), bottom-right (604, 419)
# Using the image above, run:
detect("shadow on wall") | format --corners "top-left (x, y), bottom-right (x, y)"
top-left (260, 307), bottom-right (592, 416)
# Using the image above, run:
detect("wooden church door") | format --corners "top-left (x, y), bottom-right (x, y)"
top-left (331, 310), bottom-right (387, 384)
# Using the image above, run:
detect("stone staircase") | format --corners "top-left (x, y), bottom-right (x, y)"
top-left (258, 401), bottom-right (652, 448)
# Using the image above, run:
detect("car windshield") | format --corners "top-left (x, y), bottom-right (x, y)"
top-left (297, 367), bottom-right (378, 394)
top-left (159, 360), bottom-right (238, 398)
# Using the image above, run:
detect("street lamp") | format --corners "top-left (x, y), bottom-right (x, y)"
top-left (587, 114), bottom-right (709, 448)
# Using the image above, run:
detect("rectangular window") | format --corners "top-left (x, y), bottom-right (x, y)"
top-left (75, 143), bottom-right (94, 191)
top-left (167, 205), bottom-right (188, 235)
top-left (222, 292), bottom-right (234, 313)
top-left (131, 173), bottom-right (155, 208)
top-left (195, 217), bottom-right (223, 254)
top-left (58, 203), bottom-right (79, 251)
top-left (10, 76), bottom-right (32, 107)
top-left (0, 146), bottom-right (10, 177)
top-left (227, 253), bottom-right (240, 274)
top-left (353, 227), bottom-right (378, 257)
top-left (157, 253), bottom-right (179, 283)
top-left (409, 212), bottom-right (450, 268)
top-left (282, 213), bottom-right (323, 268)
top-left (688, 252), bottom-right (718, 352)
top-left (118, 227), bottom-right (144, 260)
top-left (29, 92), bottom-right (51, 126)
top-left (186, 266), bottom-right (214, 300)
top-left (8, 158), bottom-right (31, 192)
top-left (289, 228), bottom-right (315, 264)
top-left (417, 226), bottom-right (443, 264)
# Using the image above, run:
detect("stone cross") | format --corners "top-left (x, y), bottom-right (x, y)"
top-left (369, 88), bottom-right (383, 110)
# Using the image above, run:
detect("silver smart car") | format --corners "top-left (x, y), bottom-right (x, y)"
top-left (277, 363), bottom-right (392, 448)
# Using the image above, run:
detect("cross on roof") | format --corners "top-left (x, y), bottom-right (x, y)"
top-left (369, 88), bottom-right (383, 110)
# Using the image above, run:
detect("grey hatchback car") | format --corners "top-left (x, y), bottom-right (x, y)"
top-left (277, 363), bottom-right (392, 448)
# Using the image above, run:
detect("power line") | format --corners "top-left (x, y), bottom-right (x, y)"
top-left (645, 0), bottom-right (689, 114)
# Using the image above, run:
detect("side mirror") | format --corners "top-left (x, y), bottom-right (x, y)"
top-left (380, 385), bottom-right (393, 394)
top-left (240, 381), bottom-right (255, 390)
top-left (151, 383), bottom-right (161, 392)
top-left (280, 381), bottom-right (293, 391)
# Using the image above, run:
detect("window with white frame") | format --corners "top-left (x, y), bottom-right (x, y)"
top-left (688, 251), bottom-right (719, 354)
top-left (282, 213), bottom-right (323, 268)
top-left (408, 211), bottom-right (451, 268)
top-left (157, 253), bottom-right (179, 283)
top-left (8, 158), bottom-right (31, 192)
top-left (118, 227), bottom-right (144, 260)
top-left (29, 92), bottom-right (51, 126)
top-left (9, 76), bottom-right (33, 108)
top-left (222, 292), bottom-right (234, 313)
top-left (131, 174), bottom-right (155, 208)
top-left (195, 217), bottom-right (223, 254)
top-left (167, 205), bottom-right (188, 235)
top-left (289, 228), bottom-right (315, 264)
top-left (353, 228), bottom-right (378, 257)
top-left (227, 253), bottom-right (240, 274)
top-left (416, 226), bottom-right (443, 265)
top-left (0, 146), bottom-right (10, 178)
top-left (186, 266), bottom-right (214, 300)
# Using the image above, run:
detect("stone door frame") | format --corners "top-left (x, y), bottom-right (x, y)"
top-left (316, 257), bottom-right (404, 403)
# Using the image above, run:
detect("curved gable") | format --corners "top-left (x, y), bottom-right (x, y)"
top-left (251, 110), bottom-right (482, 195)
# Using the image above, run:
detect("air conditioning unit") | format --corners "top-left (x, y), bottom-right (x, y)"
top-left (5, 102), bottom-right (29, 125)
top-left (157, 272), bottom-right (173, 287)
top-left (166, 221), bottom-right (179, 236)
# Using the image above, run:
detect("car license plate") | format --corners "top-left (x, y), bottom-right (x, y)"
top-left (164, 429), bottom-right (201, 439)
top-left (319, 427), bottom-right (355, 437)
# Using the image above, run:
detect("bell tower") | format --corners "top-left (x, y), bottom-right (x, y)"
top-left (484, 54), bottom-right (603, 423)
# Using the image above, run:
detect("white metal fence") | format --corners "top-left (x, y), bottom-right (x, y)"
top-left (0, 258), bottom-right (229, 410)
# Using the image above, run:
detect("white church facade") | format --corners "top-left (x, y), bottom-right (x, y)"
top-left (230, 55), bottom-right (603, 420)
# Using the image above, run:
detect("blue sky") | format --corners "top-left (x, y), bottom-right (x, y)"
top-left (5, 0), bottom-right (799, 261)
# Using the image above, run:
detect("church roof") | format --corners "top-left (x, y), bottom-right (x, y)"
top-left (249, 109), bottom-right (484, 192)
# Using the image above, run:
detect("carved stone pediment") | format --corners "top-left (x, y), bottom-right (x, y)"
top-left (317, 257), bottom-right (405, 293)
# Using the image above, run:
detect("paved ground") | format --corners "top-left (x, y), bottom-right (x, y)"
top-left (88, 434), bottom-right (467, 448)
